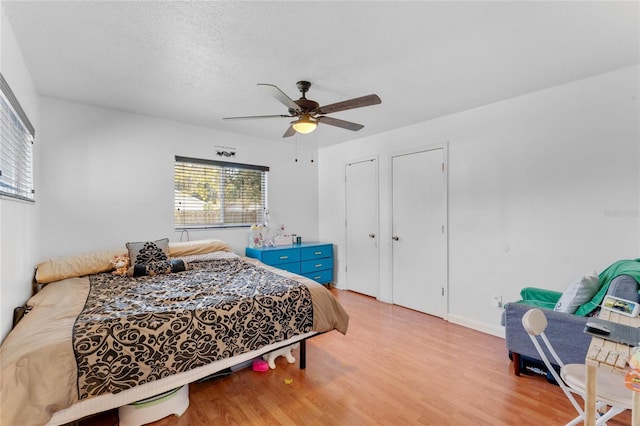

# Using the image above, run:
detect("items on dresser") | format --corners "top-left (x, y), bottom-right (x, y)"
top-left (245, 242), bottom-right (334, 285)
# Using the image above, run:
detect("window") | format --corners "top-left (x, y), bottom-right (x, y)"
top-left (0, 73), bottom-right (35, 202)
top-left (174, 156), bottom-right (268, 229)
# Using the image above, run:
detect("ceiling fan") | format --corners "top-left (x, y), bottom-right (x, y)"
top-left (223, 81), bottom-right (381, 138)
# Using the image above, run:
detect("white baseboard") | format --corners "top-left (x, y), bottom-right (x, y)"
top-left (332, 287), bottom-right (506, 339)
top-left (447, 313), bottom-right (505, 339)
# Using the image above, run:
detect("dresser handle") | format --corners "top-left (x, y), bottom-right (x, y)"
top-left (314, 276), bottom-right (321, 280)
top-left (315, 264), bottom-right (323, 268)
top-left (279, 256), bottom-right (289, 260)
top-left (314, 251), bottom-right (322, 255)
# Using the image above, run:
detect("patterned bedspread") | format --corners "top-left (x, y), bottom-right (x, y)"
top-left (73, 258), bottom-right (313, 399)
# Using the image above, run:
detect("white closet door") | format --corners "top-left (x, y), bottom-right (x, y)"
top-left (392, 148), bottom-right (446, 317)
top-left (345, 159), bottom-right (379, 297)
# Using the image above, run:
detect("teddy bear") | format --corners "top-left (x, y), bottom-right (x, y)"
top-left (111, 255), bottom-right (130, 275)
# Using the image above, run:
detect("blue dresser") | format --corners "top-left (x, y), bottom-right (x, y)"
top-left (245, 242), bottom-right (333, 285)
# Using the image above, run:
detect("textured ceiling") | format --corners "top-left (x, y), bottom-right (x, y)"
top-left (3, 1), bottom-right (639, 147)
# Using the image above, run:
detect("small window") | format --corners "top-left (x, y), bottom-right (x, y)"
top-left (174, 156), bottom-right (268, 229)
top-left (0, 73), bottom-right (35, 202)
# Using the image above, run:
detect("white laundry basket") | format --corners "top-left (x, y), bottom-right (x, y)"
top-left (118, 384), bottom-right (189, 426)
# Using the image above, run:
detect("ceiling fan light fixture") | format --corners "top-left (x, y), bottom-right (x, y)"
top-left (292, 115), bottom-right (318, 134)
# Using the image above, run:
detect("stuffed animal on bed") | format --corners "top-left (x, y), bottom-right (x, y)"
top-left (111, 255), bottom-right (130, 275)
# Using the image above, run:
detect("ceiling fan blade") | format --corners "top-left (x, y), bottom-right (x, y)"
top-left (282, 124), bottom-right (296, 138)
top-left (317, 116), bottom-right (364, 131)
top-left (258, 84), bottom-right (301, 112)
top-left (223, 114), bottom-right (292, 120)
top-left (314, 94), bottom-right (381, 115)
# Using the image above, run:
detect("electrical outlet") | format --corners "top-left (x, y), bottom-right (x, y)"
top-left (492, 294), bottom-right (503, 308)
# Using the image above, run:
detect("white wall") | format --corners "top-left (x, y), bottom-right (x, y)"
top-left (319, 65), bottom-right (640, 337)
top-left (37, 97), bottom-right (319, 259)
top-left (0, 7), bottom-right (40, 341)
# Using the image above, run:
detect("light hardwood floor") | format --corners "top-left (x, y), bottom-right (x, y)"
top-left (80, 288), bottom-right (630, 426)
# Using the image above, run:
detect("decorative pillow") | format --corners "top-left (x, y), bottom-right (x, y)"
top-left (128, 259), bottom-right (188, 277)
top-left (168, 239), bottom-right (232, 257)
top-left (554, 272), bottom-right (600, 314)
top-left (126, 238), bottom-right (170, 265)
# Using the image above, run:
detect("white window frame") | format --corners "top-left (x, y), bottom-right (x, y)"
top-left (174, 155), bottom-right (269, 229)
top-left (0, 73), bottom-right (35, 202)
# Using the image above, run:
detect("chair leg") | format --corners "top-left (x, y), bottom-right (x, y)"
top-left (595, 406), bottom-right (625, 425)
top-left (566, 415), bottom-right (585, 426)
top-left (512, 352), bottom-right (521, 376)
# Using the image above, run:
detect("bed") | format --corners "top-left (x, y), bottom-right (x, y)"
top-left (0, 238), bottom-right (349, 426)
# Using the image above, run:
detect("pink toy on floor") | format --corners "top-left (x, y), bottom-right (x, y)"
top-left (252, 358), bottom-right (269, 372)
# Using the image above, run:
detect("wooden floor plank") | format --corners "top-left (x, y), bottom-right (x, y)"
top-left (80, 288), bottom-right (631, 425)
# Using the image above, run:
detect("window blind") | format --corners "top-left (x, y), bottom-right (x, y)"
top-left (0, 73), bottom-right (35, 202)
top-left (174, 156), bottom-right (268, 229)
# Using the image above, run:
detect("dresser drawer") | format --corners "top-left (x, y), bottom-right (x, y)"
top-left (261, 249), bottom-right (300, 265)
top-left (300, 244), bottom-right (333, 261)
top-left (275, 262), bottom-right (301, 274)
top-left (300, 258), bottom-right (334, 274)
top-left (302, 269), bottom-right (333, 284)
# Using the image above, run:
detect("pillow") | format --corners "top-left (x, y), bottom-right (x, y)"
top-left (128, 259), bottom-right (188, 277)
top-left (126, 238), bottom-right (170, 265)
top-left (36, 248), bottom-right (127, 284)
top-left (168, 239), bottom-right (232, 257)
top-left (171, 251), bottom-right (239, 263)
top-left (554, 272), bottom-right (600, 314)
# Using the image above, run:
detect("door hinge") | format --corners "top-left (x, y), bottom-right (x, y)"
top-left (442, 225), bottom-right (445, 234)
top-left (441, 287), bottom-right (445, 296)
top-left (441, 162), bottom-right (445, 172)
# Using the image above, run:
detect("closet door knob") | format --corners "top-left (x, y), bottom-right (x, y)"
top-left (392, 236), bottom-right (399, 241)
top-left (369, 234), bottom-right (375, 238)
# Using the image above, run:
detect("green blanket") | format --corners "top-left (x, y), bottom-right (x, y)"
top-left (517, 287), bottom-right (563, 310)
top-left (574, 258), bottom-right (640, 316)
